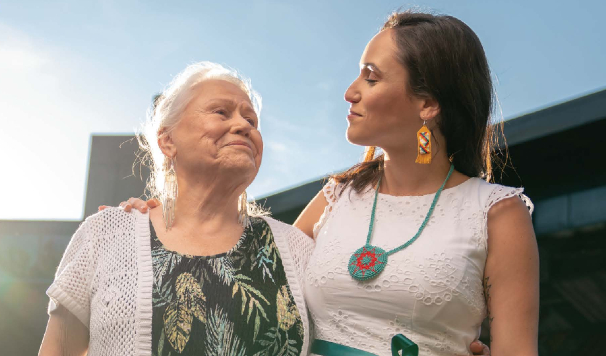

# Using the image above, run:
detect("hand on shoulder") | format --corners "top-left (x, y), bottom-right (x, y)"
top-left (98, 198), bottom-right (160, 213)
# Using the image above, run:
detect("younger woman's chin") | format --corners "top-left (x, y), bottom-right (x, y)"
top-left (345, 128), bottom-right (372, 147)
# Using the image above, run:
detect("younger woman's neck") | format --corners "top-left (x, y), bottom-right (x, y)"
top-left (380, 148), bottom-right (452, 196)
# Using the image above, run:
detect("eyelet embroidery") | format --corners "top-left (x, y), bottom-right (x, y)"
top-left (305, 179), bottom-right (533, 355)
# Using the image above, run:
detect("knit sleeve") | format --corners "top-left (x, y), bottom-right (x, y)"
top-left (286, 222), bottom-right (316, 282)
top-left (262, 216), bottom-right (314, 356)
top-left (312, 179), bottom-right (341, 239)
top-left (46, 218), bottom-right (96, 328)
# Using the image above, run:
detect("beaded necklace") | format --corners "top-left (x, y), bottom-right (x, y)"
top-left (348, 164), bottom-right (454, 281)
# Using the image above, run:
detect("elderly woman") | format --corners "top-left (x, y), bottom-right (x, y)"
top-left (39, 62), bottom-right (314, 355)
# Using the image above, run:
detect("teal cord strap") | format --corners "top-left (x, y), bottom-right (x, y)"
top-left (391, 334), bottom-right (419, 356)
top-left (310, 335), bottom-right (418, 356)
top-left (348, 165), bottom-right (455, 281)
top-left (311, 340), bottom-right (376, 355)
top-left (369, 164), bottom-right (454, 256)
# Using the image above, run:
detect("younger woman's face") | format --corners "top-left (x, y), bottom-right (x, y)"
top-left (344, 29), bottom-right (427, 152)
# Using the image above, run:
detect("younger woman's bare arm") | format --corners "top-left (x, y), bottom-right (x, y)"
top-left (484, 196), bottom-right (539, 355)
top-left (293, 190), bottom-right (328, 238)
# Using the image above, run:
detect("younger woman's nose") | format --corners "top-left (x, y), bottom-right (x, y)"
top-left (344, 81), bottom-right (361, 103)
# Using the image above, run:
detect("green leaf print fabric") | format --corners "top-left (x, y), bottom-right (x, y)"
top-left (150, 217), bottom-right (303, 356)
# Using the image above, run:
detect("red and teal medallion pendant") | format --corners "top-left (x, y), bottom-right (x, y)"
top-left (348, 244), bottom-right (388, 281)
top-left (347, 165), bottom-right (455, 282)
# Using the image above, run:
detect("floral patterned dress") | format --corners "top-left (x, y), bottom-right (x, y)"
top-left (150, 217), bottom-right (304, 356)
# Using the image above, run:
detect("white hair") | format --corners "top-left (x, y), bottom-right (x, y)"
top-left (137, 62), bottom-right (265, 214)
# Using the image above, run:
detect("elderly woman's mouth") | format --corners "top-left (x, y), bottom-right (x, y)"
top-left (226, 140), bottom-right (253, 150)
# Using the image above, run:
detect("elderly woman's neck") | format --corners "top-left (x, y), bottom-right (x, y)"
top-left (173, 177), bottom-right (245, 229)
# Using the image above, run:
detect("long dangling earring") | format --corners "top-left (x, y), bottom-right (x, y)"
top-left (238, 191), bottom-right (250, 228)
top-left (415, 121), bottom-right (432, 164)
top-left (364, 146), bottom-right (376, 162)
top-left (162, 156), bottom-right (178, 231)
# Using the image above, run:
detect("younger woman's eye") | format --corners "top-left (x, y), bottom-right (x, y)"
top-left (360, 67), bottom-right (379, 85)
top-left (365, 71), bottom-right (379, 84)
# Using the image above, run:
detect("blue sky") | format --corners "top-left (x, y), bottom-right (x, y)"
top-left (1, 0), bottom-right (605, 220)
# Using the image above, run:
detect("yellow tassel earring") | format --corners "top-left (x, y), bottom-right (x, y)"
top-left (364, 146), bottom-right (376, 162)
top-left (415, 121), bottom-right (432, 164)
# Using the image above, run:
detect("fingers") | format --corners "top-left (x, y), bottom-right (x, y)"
top-left (114, 198), bottom-right (155, 213)
top-left (127, 198), bottom-right (147, 213)
top-left (470, 340), bottom-right (489, 355)
top-left (146, 198), bottom-right (161, 209)
top-left (98, 205), bottom-right (108, 211)
top-left (470, 341), bottom-right (482, 353)
top-left (118, 201), bottom-right (132, 212)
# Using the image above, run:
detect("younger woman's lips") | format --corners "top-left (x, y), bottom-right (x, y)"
top-left (347, 111), bottom-right (363, 121)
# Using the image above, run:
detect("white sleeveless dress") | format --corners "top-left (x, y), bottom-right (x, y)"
top-left (304, 178), bottom-right (533, 356)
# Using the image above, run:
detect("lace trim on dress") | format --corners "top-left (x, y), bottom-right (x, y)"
top-left (313, 179), bottom-right (341, 239)
top-left (482, 186), bottom-right (534, 251)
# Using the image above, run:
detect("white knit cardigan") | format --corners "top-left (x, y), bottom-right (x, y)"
top-left (47, 208), bottom-right (315, 356)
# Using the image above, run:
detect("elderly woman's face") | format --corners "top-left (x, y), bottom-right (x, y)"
top-left (168, 79), bottom-right (263, 183)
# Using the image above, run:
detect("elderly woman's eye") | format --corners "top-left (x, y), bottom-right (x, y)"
top-left (214, 109), bottom-right (228, 116)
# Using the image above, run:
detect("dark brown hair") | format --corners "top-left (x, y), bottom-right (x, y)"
top-left (333, 10), bottom-right (502, 194)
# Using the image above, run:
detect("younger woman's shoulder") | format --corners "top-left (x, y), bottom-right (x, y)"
top-left (471, 179), bottom-right (534, 215)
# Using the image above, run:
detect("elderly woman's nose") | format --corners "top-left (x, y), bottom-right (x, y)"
top-left (231, 114), bottom-right (253, 135)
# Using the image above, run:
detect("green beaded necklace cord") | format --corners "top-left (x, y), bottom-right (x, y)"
top-left (371, 164), bottom-right (454, 255)
top-left (348, 164), bottom-right (455, 281)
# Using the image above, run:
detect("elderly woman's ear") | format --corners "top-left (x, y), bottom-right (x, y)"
top-left (158, 130), bottom-right (177, 158)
